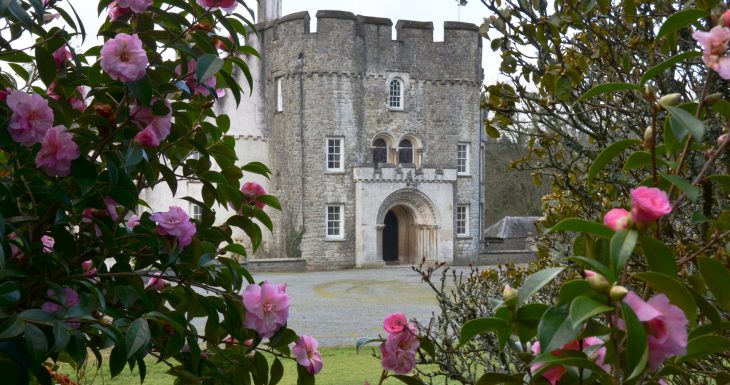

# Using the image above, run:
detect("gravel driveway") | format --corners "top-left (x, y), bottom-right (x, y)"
top-left (253, 266), bottom-right (453, 347)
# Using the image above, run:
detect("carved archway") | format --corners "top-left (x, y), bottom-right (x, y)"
top-left (376, 189), bottom-right (438, 264)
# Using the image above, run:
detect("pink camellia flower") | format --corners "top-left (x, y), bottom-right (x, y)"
top-left (196, 0), bottom-right (237, 12)
top-left (116, 0), bottom-right (152, 13)
top-left (41, 287), bottom-right (80, 314)
top-left (100, 33), bottom-right (148, 82)
top-left (131, 99), bottom-right (172, 147)
top-left (146, 272), bottom-right (170, 290)
top-left (7, 232), bottom-right (23, 261)
top-left (6, 90), bottom-right (54, 146)
top-left (151, 206), bottom-right (197, 248)
top-left (623, 292), bottom-right (688, 371)
top-left (723, 10), bottom-right (730, 28)
top-left (380, 323), bottom-right (420, 375)
top-left (603, 208), bottom-right (631, 231)
top-left (241, 181), bottom-right (267, 209)
top-left (41, 235), bottom-right (54, 253)
top-left (68, 86), bottom-right (88, 112)
top-left (52, 46), bottom-right (72, 67)
top-left (107, 1), bottom-right (132, 19)
top-left (35, 125), bottom-right (80, 177)
top-left (82, 260), bottom-right (97, 277)
top-left (176, 59), bottom-right (221, 96)
top-left (292, 335), bottom-right (324, 375)
top-left (383, 313), bottom-right (408, 334)
top-left (693, 26), bottom-right (730, 80)
top-left (104, 197), bottom-right (119, 222)
top-left (242, 282), bottom-right (291, 339)
top-left (530, 337), bottom-right (609, 385)
top-left (127, 215), bottom-right (140, 229)
top-left (630, 186), bottom-right (672, 224)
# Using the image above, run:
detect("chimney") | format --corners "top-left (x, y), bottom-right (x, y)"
top-left (257, 0), bottom-right (282, 23)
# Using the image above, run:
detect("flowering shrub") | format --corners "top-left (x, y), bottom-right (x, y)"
top-left (365, 5), bottom-right (730, 385)
top-left (0, 1), bottom-right (320, 384)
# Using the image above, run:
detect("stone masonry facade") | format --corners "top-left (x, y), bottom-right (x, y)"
top-left (148, 3), bottom-right (487, 270)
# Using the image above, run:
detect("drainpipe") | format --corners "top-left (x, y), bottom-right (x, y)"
top-left (297, 53), bottom-right (306, 228)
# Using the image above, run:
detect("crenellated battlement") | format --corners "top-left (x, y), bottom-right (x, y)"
top-left (254, 10), bottom-right (482, 81)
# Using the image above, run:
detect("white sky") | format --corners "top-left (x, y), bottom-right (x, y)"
top-left (52, 1), bottom-right (498, 83)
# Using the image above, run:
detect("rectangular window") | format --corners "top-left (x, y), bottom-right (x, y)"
top-left (191, 204), bottom-right (203, 221)
top-left (326, 138), bottom-right (343, 171)
top-left (456, 205), bottom-right (469, 236)
top-left (275, 77), bottom-right (282, 112)
top-left (326, 205), bottom-right (344, 238)
top-left (457, 143), bottom-right (469, 175)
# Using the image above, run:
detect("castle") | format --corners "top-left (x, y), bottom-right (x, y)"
top-left (146, 1), bottom-right (486, 270)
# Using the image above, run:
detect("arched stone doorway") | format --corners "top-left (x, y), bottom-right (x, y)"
top-left (376, 189), bottom-right (438, 264)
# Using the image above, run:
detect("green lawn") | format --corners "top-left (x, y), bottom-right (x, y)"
top-left (60, 346), bottom-right (427, 385)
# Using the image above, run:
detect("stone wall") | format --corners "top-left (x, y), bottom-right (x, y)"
top-left (212, 10), bottom-right (484, 268)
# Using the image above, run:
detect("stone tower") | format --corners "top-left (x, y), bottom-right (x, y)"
top-left (219, 9), bottom-right (486, 269)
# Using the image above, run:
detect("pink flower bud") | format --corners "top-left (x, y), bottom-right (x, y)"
top-left (603, 208), bottom-right (632, 231)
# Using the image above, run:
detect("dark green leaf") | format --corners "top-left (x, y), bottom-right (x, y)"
top-left (110, 345), bottom-right (126, 378)
top-left (0, 316), bottom-right (25, 339)
top-left (621, 302), bottom-right (648, 380)
top-left (610, 230), bottom-right (638, 274)
top-left (24, 323), bottom-right (48, 365)
top-left (518, 267), bottom-right (565, 305)
top-left (622, 151), bottom-right (671, 171)
top-left (35, 46), bottom-right (56, 86)
top-left (665, 105), bottom-right (705, 142)
top-left (127, 76), bottom-right (153, 105)
top-left (680, 335), bottom-right (730, 362)
top-left (575, 82), bottom-right (640, 104)
top-left (697, 257), bottom-right (730, 311)
top-left (568, 256), bottom-right (616, 283)
top-left (658, 171), bottom-right (699, 201)
top-left (656, 10), bottom-right (707, 41)
top-left (587, 139), bottom-right (640, 185)
top-left (355, 337), bottom-right (381, 353)
top-left (196, 54), bottom-right (224, 84)
top-left (0, 281), bottom-right (20, 306)
top-left (633, 272), bottom-right (697, 326)
top-left (639, 236), bottom-right (677, 277)
top-left (640, 51), bottom-right (702, 85)
top-left (537, 306), bottom-right (580, 354)
top-left (125, 318), bottom-right (150, 360)
top-left (557, 280), bottom-right (591, 306)
top-left (460, 317), bottom-right (509, 344)
top-left (545, 218), bottom-right (613, 238)
top-left (71, 158), bottom-right (98, 194)
top-left (269, 357), bottom-right (284, 385)
top-left (569, 296), bottom-right (613, 328)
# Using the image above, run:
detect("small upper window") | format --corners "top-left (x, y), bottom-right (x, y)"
top-left (326, 138), bottom-right (343, 171)
top-left (372, 138), bottom-right (388, 166)
top-left (398, 139), bottom-right (413, 164)
top-left (389, 79), bottom-right (403, 109)
top-left (191, 204), bottom-right (203, 221)
top-left (275, 77), bottom-right (283, 112)
top-left (457, 143), bottom-right (469, 175)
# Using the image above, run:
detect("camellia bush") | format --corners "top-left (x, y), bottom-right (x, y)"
top-left (0, 1), bottom-right (323, 384)
top-left (361, 4), bottom-right (730, 385)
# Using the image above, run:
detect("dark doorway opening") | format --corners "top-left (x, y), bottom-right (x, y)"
top-left (383, 210), bottom-right (398, 263)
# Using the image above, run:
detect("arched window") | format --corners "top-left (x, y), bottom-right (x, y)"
top-left (372, 138), bottom-right (388, 166)
top-left (389, 79), bottom-right (403, 109)
top-left (398, 139), bottom-right (413, 164)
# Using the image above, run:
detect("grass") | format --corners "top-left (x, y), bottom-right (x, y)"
top-left (58, 346), bottom-right (428, 385)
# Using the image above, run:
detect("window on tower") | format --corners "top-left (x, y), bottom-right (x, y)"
top-left (372, 138), bottom-right (388, 166)
top-left (389, 79), bottom-right (403, 110)
top-left (398, 139), bottom-right (413, 164)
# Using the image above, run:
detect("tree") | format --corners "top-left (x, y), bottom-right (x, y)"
top-left (0, 1), bottom-right (321, 384)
